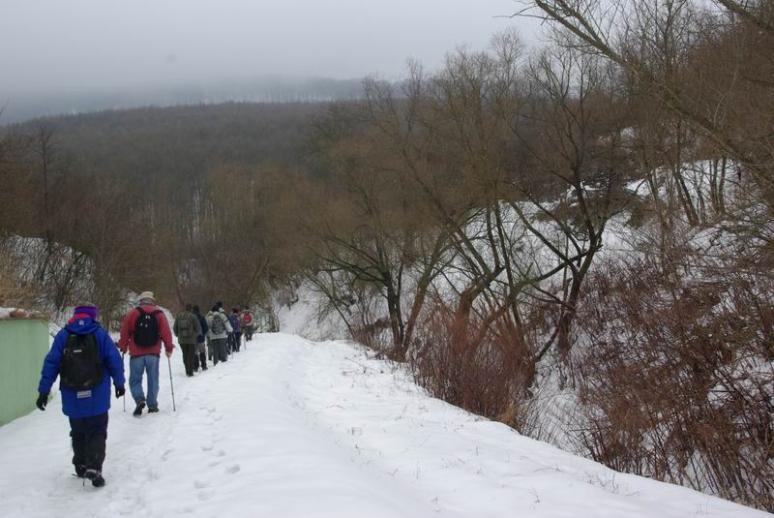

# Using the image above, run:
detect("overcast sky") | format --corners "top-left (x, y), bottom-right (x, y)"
top-left (0, 0), bottom-right (541, 96)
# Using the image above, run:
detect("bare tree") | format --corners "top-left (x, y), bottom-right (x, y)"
top-left (517, 0), bottom-right (774, 205)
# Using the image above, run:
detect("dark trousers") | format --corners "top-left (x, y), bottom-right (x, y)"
top-left (233, 332), bottom-right (242, 352)
top-left (194, 341), bottom-right (207, 371)
top-left (212, 338), bottom-right (228, 364)
top-left (180, 342), bottom-right (196, 376)
top-left (70, 413), bottom-right (108, 473)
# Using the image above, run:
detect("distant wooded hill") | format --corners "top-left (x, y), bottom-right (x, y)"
top-left (7, 101), bottom-right (332, 181)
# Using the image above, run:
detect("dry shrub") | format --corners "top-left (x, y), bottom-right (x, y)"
top-left (330, 283), bottom-right (396, 355)
top-left (410, 298), bottom-right (535, 431)
top-left (0, 236), bottom-right (42, 307)
top-left (351, 317), bottom-right (393, 355)
top-left (0, 261), bottom-right (28, 306)
top-left (574, 258), bottom-right (774, 511)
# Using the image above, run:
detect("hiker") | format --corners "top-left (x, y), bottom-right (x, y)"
top-left (241, 308), bottom-right (255, 341)
top-left (228, 308), bottom-right (242, 352)
top-left (192, 305), bottom-right (208, 372)
top-left (36, 304), bottom-right (125, 488)
top-left (206, 304), bottom-right (232, 365)
top-left (118, 291), bottom-right (174, 416)
top-left (173, 304), bottom-right (202, 377)
top-left (209, 301), bottom-right (224, 360)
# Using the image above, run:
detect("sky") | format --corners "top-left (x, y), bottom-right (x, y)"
top-left (0, 0), bottom-right (541, 96)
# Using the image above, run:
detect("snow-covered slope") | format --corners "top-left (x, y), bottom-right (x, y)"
top-left (0, 333), bottom-right (765, 517)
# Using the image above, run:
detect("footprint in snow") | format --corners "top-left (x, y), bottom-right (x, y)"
top-left (200, 445), bottom-right (214, 452)
top-left (197, 489), bottom-right (215, 502)
top-left (226, 464), bottom-right (240, 475)
top-left (193, 480), bottom-right (210, 489)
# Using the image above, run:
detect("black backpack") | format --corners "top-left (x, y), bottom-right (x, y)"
top-left (134, 307), bottom-right (162, 347)
top-left (60, 333), bottom-right (103, 390)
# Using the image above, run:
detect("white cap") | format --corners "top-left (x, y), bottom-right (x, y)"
top-left (137, 291), bottom-right (155, 303)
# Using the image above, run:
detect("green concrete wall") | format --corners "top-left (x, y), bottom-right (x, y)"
top-left (0, 319), bottom-right (49, 426)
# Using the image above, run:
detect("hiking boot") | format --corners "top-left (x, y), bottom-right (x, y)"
top-left (74, 465), bottom-right (86, 478)
top-left (84, 469), bottom-right (105, 488)
top-left (133, 401), bottom-right (146, 417)
top-left (148, 407), bottom-right (159, 413)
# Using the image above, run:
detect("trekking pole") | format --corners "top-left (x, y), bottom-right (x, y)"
top-left (122, 352), bottom-right (126, 413)
top-left (167, 356), bottom-right (176, 412)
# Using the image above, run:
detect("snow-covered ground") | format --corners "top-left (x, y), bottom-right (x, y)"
top-left (0, 333), bottom-right (766, 517)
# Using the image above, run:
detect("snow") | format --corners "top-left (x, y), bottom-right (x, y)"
top-left (0, 333), bottom-right (766, 517)
top-left (275, 285), bottom-right (349, 341)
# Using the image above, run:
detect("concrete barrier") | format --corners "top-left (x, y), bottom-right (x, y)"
top-left (0, 319), bottom-right (49, 426)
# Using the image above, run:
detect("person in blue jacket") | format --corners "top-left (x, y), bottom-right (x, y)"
top-left (36, 303), bottom-right (126, 488)
top-left (193, 305), bottom-right (208, 372)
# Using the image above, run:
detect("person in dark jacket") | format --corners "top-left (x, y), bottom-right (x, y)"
top-left (36, 304), bottom-right (125, 488)
top-left (173, 304), bottom-right (202, 377)
top-left (228, 308), bottom-right (242, 353)
top-left (192, 305), bottom-right (208, 372)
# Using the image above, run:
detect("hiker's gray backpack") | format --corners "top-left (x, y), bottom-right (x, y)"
top-left (177, 313), bottom-right (198, 343)
top-left (210, 313), bottom-right (226, 335)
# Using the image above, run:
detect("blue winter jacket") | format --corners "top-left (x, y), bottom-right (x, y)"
top-left (229, 314), bottom-right (241, 333)
top-left (195, 312), bottom-right (208, 344)
top-left (38, 317), bottom-right (126, 418)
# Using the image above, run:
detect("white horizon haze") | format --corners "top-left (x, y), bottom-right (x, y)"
top-left (1, 0), bottom-right (540, 96)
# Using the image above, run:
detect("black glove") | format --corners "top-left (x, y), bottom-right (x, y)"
top-left (115, 385), bottom-right (126, 398)
top-left (36, 392), bottom-right (49, 411)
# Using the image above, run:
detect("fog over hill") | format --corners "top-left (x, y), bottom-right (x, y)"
top-left (0, 76), bottom-right (364, 125)
top-left (1, 0), bottom-right (531, 125)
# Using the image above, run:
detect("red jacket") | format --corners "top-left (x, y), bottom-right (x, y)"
top-left (118, 304), bottom-right (174, 357)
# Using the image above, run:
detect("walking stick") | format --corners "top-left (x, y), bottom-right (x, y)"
top-left (122, 352), bottom-right (126, 413)
top-left (167, 356), bottom-right (176, 412)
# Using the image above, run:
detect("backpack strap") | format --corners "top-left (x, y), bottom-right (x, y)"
top-left (136, 307), bottom-right (162, 319)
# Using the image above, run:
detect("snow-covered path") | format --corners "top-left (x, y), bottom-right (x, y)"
top-left (0, 333), bottom-right (767, 517)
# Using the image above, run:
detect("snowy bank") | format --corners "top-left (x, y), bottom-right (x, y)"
top-left (0, 333), bottom-right (766, 517)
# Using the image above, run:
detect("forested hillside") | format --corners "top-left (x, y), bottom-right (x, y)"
top-left (0, 102), bottom-right (326, 318)
top-left (9, 101), bottom-right (325, 176)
